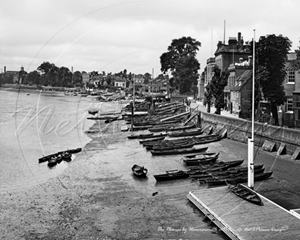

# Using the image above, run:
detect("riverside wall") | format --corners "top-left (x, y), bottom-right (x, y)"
top-left (199, 111), bottom-right (300, 156)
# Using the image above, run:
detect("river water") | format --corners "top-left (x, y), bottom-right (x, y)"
top-left (0, 88), bottom-right (122, 192)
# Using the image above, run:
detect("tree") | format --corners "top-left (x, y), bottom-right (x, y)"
top-left (37, 62), bottom-right (53, 75)
top-left (26, 70), bottom-right (41, 85)
top-left (73, 71), bottom-right (82, 87)
top-left (254, 34), bottom-right (291, 125)
top-left (144, 72), bottom-right (151, 85)
top-left (209, 67), bottom-right (229, 114)
top-left (37, 62), bottom-right (58, 86)
top-left (57, 67), bottom-right (72, 87)
top-left (160, 36), bottom-right (201, 94)
top-left (106, 73), bottom-right (113, 86)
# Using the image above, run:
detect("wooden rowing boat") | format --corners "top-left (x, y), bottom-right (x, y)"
top-left (153, 170), bottom-right (189, 181)
top-left (206, 172), bottom-right (273, 186)
top-left (132, 165), bottom-right (148, 178)
top-left (182, 153), bottom-right (220, 166)
top-left (227, 183), bottom-right (263, 206)
top-left (151, 142), bottom-right (195, 151)
top-left (38, 147), bottom-right (81, 163)
top-left (127, 132), bottom-right (154, 139)
top-left (150, 147), bottom-right (208, 156)
top-left (167, 128), bottom-right (203, 138)
top-left (191, 168), bottom-right (265, 180)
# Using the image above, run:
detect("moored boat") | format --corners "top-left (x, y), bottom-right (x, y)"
top-left (128, 132), bottom-right (154, 139)
top-left (167, 128), bottom-right (203, 138)
top-left (88, 110), bottom-right (98, 115)
top-left (153, 170), bottom-right (189, 181)
top-left (226, 172), bottom-right (273, 185)
top-left (227, 183), bottom-right (263, 205)
top-left (139, 137), bottom-right (165, 144)
top-left (67, 148), bottom-right (82, 154)
top-left (151, 142), bottom-right (195, 151)
top-left (150, 146), bottom-right (208, 156)
top-left (148, 124), bottom-right (196, 133)
top-left (206, 171), bottom-right (273, 186)
top-left (182, 153), bottom-right (220, 166)
top-left (131, 165), bottom-right (148, 178)
top-left (39, 147), bottom-right (81, 163)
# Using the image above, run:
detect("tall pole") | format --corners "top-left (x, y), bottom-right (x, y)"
top-left (248, 29), bottom-right (255, 189)
top-left (131, 75), bottom-right (135, 132)
top-left (151, 68), bottom-right (154, 95)
top-left (252, 30), bottom-right (255, 140)
top-left (133, 74), bottom-right (135, 110)
top-left (223, 20), bottom-right (226, 44)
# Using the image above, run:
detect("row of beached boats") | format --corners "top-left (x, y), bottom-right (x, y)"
top-left (127, 101), bottom-right (268, 206)
top-left (152, 152), bottom-right (272, 186)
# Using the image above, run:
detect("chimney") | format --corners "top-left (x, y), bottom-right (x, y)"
top-left (4, 66), bottom-right (6, 73)
top-left (238, 32), bottom-right (241, 45)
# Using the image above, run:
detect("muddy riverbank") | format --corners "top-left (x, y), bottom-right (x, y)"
top-left (0, 118), bottom-right (229, 240)
top-left (2, 98), bottom-right (300, 239)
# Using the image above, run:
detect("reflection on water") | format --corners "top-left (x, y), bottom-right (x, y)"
top-left (0, 88), bottom-right (121, 192)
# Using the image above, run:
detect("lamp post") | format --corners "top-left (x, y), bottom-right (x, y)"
top-left (248, 29), bottom-right (255, 189)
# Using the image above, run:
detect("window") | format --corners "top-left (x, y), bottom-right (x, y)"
top-left (287, 98), bottom-right (293, 112)
top-left (287, 70), bottom-right (295, 83)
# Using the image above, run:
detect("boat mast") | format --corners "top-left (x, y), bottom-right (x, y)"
top-left (248, 29), bottom-right (255, 189)
top-left (131, 74), bottom-right (136, 131)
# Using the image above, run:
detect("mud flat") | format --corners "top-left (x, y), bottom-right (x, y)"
top-left (0, 117), bottom-right (228, 240)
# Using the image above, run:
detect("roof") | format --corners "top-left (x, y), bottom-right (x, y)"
top-left (114, 79), bottom-right (126, 83)
top-left (230, 70), bottom-right (252, 91)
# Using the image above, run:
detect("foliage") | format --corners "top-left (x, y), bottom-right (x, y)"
top-left (0, 73), bottom-right (14, 84)
top-left (209, 66), bottom-right (229, 114)
top-left (25, 70), bottom-right (40, 85)
top-left (160, 36), bottom-right (201, 94)
top-left (253, 34), bottom-right (291, 125)
top-left (57, 67), bottom-right (73, 87)
top-left (144, 72), bottom-right (151, 85)
top-left (37, 62), bottom-right (59, 86)
top-left (73, 71), bottom-right (83, 87)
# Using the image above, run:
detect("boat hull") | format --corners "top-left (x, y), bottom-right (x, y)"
top-left (150, 147), bottom-right (208, 156)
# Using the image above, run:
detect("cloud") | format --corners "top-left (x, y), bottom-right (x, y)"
top-left (1, 0), bottom-right (300, 75)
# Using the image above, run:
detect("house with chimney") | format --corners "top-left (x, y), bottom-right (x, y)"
top-left (283, 52), bottom-right (300, 127)
top-left (225, 56), bottom-right (253, 117)
top-left (200, 32), bottom-right (251, 103)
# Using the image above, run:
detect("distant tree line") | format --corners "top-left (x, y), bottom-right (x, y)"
top-left (0, 62), bottom-right (156, 89)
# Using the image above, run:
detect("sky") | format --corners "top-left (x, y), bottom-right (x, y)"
top-left (1, 0), bottom-right (300, 77)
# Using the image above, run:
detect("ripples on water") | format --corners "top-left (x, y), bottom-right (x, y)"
top-left (0, 88), bottom-right (122, 192)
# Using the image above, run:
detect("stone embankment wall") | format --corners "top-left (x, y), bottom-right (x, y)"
top-left (200, 111), bottom-right (300, 155)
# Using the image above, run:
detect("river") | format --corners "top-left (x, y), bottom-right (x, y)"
top-left (0, 88), bottom-right (122, 192)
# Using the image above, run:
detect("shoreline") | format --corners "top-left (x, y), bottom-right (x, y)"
top-left (0, 100), bottom-right (230, 240)
top-left (2, 100), bottom-right (300, 239)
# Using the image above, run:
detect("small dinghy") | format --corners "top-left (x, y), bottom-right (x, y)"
top-left (227, 182), bottom-right (263, 206)
top-left (131, 165), bottom-right (148, 178)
